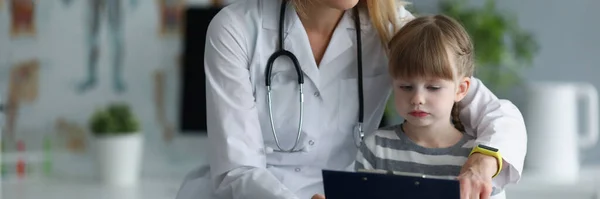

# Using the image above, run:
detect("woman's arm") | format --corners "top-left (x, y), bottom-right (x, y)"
top-left (458, 77), bottom-right (527, 188)
top-left (204, 8), bottom-right (298, 199)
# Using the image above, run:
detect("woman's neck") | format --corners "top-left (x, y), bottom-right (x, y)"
top-left (297, 2), bottom-right (345, 35)
top-left (295, 2), bottom-right (346, 65)
top-left (401, 120), bottom-right (463, 148)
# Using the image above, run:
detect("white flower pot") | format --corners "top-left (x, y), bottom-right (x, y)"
top-left (95, 133), bottom-right (143, 186)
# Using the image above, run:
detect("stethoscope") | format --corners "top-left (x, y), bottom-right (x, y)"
top-left (265, 0), bottom-right (365, 153)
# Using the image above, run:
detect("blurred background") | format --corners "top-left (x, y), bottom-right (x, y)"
top-left (0, 0), bottom-right (599, 198)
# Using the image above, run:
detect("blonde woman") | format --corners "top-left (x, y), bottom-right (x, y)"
top-left (176, 0), bottom-right (526, 199)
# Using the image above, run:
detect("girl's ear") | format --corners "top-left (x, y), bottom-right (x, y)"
top-left (455, 77), bottom-right (471, 102)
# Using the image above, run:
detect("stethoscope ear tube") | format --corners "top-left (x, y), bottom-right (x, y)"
top-left (266, 83), bottom-right (304, 153)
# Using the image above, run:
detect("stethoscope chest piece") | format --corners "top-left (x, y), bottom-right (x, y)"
top-left (353, 122), bottom-right (364, 147)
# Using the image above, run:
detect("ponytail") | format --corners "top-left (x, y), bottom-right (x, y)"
top-left (451, 102), bottom-right (465, 132)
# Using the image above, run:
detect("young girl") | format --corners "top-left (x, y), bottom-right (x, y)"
top-left (355, 15), bottom-right (506, 198)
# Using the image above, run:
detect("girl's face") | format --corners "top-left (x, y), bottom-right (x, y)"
top-left (392, 76), bottom-right (470, 127)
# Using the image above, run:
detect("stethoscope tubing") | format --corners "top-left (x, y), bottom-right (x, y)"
top-left (264, 0), bottom-right (364, 153)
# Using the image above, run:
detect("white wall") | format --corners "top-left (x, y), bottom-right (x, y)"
top-left (497, 0), bottom-right (600, 164)
top-left (0, 0), bottom-right (187, 178)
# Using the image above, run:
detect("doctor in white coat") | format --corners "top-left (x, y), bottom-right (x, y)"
top-left (176, 0), bottom-right (527, 199)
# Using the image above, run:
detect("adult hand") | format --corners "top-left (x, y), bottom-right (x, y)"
top-left (458, 153), bottom-right (498, 199)
top-left (311, 194), bottom-right (325, 199)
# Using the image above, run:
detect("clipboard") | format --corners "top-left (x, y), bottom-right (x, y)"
top-left (322, 169), bottom-right (460, 199)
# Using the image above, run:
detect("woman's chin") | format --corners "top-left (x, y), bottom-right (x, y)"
top-left (325, 0), bottom-right (360, 10)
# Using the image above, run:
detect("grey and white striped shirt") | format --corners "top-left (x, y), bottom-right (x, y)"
top-left (355, 124), bottom-right (504, 198)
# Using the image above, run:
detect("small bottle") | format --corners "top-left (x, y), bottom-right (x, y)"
top-left (16, 140), bottom-right (25, 178)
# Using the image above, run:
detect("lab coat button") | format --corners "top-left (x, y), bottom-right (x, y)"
top-left (313, 92), bottom-right (320, 97)
top-left (295, 168), bottom-right (301, 172)
top-left (308, 140), bottom-right (315, 145)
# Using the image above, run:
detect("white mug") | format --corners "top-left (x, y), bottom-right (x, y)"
top-left (524, 81), bottom-right (599, 184)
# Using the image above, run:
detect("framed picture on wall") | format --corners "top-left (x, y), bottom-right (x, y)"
top-left (10, 59), bottom-right (39, 103)
top-left (10, 0), bottom-right (36, 38)
top-left (157, 0), bottom-right (186, 36)
top-left (4, 59), bottom-right (39, 139)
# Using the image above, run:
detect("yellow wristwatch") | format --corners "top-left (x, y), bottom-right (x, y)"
top-left (469, 144), bottom-right (503, 178)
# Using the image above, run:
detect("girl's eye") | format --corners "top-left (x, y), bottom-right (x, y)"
top-left (427, 86), bottom-right (441, 91)
top-left (399, 85), bottom-right (413, 91)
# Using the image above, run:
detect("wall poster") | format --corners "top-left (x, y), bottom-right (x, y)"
top-left (10, 0), bottom-right (36, 38)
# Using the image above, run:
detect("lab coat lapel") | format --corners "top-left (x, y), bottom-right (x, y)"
top-left (319, 11), bottom-right (353, 68)
top-left (261, 2), bottom-right (366, 90)
top-left (320, 11), bottom-right (357, 88)
top-left (284, 21), bottom-right (320, 88)
top-left (262, 0), bottom-right (320, 88)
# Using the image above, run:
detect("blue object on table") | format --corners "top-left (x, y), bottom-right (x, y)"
top-left (322, 170), bottom-right (460, 199)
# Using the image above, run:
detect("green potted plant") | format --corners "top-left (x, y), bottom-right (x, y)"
top-left (439, 0), bottom-right (539, 95)
top-left (89, 102), bottom-right (143, 186)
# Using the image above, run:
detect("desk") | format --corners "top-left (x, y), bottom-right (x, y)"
top-left (2, 135), bottom-right (207, 199)
top-left (2, 134), bottom-right (600, 199)
top-left (505, 166), bottom-right (600, 199)
top-left (4, 168), bottom-right (599, 199)
top-left (2, 177), bottom-right (183, 199)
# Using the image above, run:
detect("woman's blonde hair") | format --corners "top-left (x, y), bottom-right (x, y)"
top-left (387, 15), bottom-right (474, 132)
top-left (291, 0), bottom-right (407, 51)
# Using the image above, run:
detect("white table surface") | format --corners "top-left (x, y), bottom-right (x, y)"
top-left (505, 166), bottom-right (600, 199)
top-left (2, 134), bottom-right (206, 199)
top-left (3, 134), bottom-right (600, 199)
top-left (2, 176), bottom-right (183, 199)
top-left (3, 167), bottom-right (600, 199)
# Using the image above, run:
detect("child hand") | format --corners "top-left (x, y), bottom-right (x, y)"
top-left (458, 153), bottom-right (497, 199)
top-left (311, 194), bottom-right (326, 199)
top-left (458, 170), bottom-right (493, 199)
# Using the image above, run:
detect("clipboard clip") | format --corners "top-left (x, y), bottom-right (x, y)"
top-left (357, 169), bottom-right (457, 180)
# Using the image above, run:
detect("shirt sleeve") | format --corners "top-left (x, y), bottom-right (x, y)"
top-left (458, 77), bottom-right (527, 189)
top-left (204, 8), bottom-right (299, 199)
top-left (397, 3), bottom-right (416, 24)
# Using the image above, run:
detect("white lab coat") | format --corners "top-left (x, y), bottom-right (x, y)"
top-left (175, 0), bottom-right (527, 199)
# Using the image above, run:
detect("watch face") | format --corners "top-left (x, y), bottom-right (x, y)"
top-left (479, 144), bottom-right (499, 152)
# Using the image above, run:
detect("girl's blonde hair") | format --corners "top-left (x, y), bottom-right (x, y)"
top-left (291, 0), bottom-right (407, 51)
top-left (387, 15), bottom-right (474, 132)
